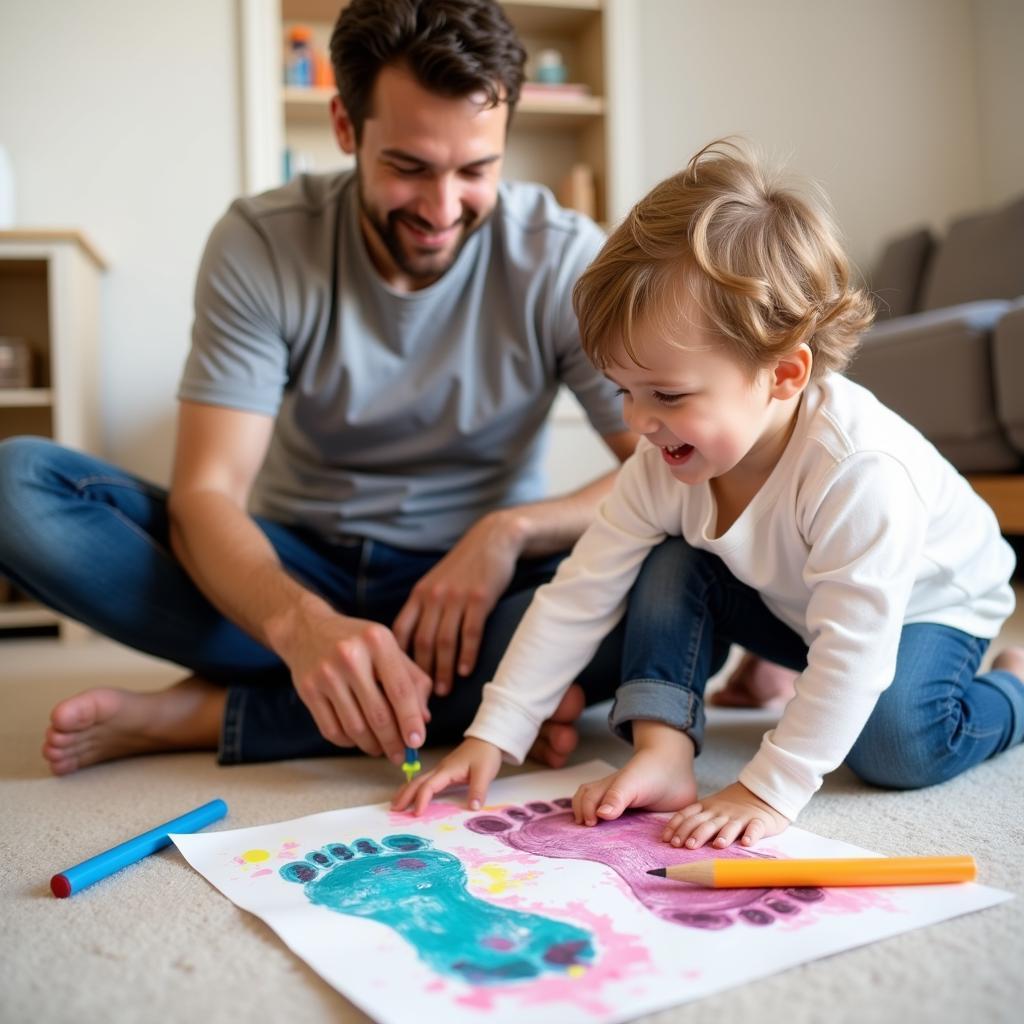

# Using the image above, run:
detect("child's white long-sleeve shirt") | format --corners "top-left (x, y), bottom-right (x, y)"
top-left (466, 373), bottom-right (1016, 820)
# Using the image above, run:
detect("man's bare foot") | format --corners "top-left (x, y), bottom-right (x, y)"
top-left (41, 676), bottom-right (226, 776)
top-left (709, 652), bottom-right (797, 708)
top-left (992, 646), bottom-right (1024, 681)
top-left (528, 684), bottom-right (585, 769)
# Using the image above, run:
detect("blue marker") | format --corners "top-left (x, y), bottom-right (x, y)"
top-left (402, 746), bottom-right (422, 783)
top-left (50, 798), bottom-right (228, 898)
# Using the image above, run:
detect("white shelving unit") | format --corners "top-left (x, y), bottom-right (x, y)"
top-left (0, 230), bottom-right (105, 639)
top-left (238, 0), bottom-right (641, 224)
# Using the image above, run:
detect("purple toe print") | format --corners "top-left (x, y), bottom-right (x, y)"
top-left (467, 800), bottom-right (827, 931)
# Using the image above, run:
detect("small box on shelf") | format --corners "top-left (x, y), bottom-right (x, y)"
top-left (283, 23), bottom-right (333, 89)
top-left (0, 336), bottom-right (33, 389)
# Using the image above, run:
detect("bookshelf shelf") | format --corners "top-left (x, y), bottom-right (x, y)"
top-left (283, 84), bottom-right (606, 127)
top-left (0, 388), bottom-right (53, 408)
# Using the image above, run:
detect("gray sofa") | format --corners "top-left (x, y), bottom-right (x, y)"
top-left (848, 193), bottom-right (1024, 531)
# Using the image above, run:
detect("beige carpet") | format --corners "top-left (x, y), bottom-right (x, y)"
top-left (1, 635), bottom-right (1022, 1024)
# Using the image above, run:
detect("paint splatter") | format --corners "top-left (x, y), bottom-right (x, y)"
top-left (469, 862), bottom-right (542, 896)
top-left (229, 839), bottom-right (304, 880)
top-left (454, 899), bottom-right (652, 1015)
top-left (387, 801), bottom-right (465, 826)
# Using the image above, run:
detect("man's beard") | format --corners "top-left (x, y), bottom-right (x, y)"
top-left (357, 178), bottom-right (488, 284)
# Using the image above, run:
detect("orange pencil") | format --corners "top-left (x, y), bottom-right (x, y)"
top-left (647, 855), bottom-right (976, 888)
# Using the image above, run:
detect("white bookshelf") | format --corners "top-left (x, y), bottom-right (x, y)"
top-left (0, 230), bottom-right (105, 640)
top-left (238, 0), bottom-right (641, 224)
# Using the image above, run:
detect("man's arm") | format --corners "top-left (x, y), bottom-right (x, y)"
top-left (167, 400), bottom-right (431, 761)
top-left (392, 429), bottom-right (638, 693)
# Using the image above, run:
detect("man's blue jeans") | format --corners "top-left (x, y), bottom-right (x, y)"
top-left (0, 438), bottom-right (622, 764)
top-left (614, 537), bottom-right (1024, 789)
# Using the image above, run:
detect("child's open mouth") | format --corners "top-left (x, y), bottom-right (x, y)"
top-left (661, 443), bottom-right (695, 465)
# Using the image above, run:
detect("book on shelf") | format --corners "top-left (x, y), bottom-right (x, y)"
top-left (557, 163), bottom-right (597, 221)
top-left (520, 82), bottom-right (593, 101)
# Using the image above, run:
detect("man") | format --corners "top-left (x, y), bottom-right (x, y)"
top-left (0, 0), bottom-right (637, 773)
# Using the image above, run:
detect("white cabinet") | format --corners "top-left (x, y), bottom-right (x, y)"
top-left (0, 230), bottom-right (105, 638)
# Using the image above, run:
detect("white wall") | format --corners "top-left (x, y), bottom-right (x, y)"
top-left (633, 0), bottom-right (985, 272)
top-left (971, 0), bottom-right (1024, 206)
top-left (0, 0), bottom-right (243, 481)
top-left (1, 0), bottom-right (1020, 484)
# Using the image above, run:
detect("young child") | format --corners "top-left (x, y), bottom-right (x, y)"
top-left (393, 139), bottom-right (1024, 849)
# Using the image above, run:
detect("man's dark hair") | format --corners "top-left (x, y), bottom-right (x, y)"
top-left (330, 0), bottom-right (526, 142)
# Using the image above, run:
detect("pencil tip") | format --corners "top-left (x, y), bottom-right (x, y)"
top-left (647, 867), bottom-right (667, 877)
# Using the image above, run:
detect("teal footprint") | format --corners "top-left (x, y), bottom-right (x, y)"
top-left (280, 834), bottom-right (594, 985)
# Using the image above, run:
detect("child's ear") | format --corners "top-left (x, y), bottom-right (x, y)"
top-left (330, 95), bottom-right (357, 155)
top-left (770, 344), bottom-right (812, 399)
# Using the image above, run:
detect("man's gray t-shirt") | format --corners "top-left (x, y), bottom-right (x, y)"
top-left (179, 171), bottom-right (624, 551)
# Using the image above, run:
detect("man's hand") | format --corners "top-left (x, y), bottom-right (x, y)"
top-left (661, 782), bottom-right (791, 850)
top-left (393, 511), bottom-right (527, 695)
top-left (279, 604), bottom-right (433, 763)
top-left (391, 738), bottom-right (504, 815)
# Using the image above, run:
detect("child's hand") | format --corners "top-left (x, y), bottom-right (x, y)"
top-left (573, 726), bottom-right (697, 825)
top-left (390, 738), bottom-right (503, 816)
top-left (661, 782), bottom-right (790, 850)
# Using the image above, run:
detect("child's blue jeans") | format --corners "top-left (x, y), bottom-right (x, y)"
top-left (613, 537), bottom-right (1024, 790)
top-left (0, 437), bottom-right (623, 764)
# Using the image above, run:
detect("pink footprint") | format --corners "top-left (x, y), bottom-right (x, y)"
top-left (467, 800), bottom-right (826, 931)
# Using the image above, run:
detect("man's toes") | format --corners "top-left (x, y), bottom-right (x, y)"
top-left (43, 747), bottom-right (79, 774)
top-left (549, 683), bottom-right (585, 724)
top-left (50, 694), bottom-right (99, 733)
top-left (543, 722), bottom-right (578, 756)
top-left (708, 687), bottom-right (743, 707)
top-left (709, 656), bottom-right (796, 708)
top-left (532, 742), bottom-right (569, 769)
top-left (44, 726), bottom-right (77, 748)
top-left (992, 647), bottom-right (1024, 678)
top-left (528, 728), bottom-right (576, 768)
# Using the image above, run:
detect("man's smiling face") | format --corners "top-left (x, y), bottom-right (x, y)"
top-left (332, 63), bottom-right (508, 290)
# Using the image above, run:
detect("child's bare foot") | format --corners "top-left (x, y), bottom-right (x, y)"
top-left (574, 724), bottom-right (698, 825)
top-left (529, 684), bottom-right (584, 768)
top-left (41, 676), bottom-right (225, 775)
top-left (710, 653), bottom-right (797, 708)
top-left (992, 646), bottom-right (1024, 681)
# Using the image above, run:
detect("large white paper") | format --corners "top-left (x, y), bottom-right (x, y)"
top-left (173, 761), bottom-right (1010, 1023)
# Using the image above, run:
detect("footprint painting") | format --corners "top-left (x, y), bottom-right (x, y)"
top-left (280, 833), bottom-right (594, 985)
top-left (467, 801), bottom-right (827, 931)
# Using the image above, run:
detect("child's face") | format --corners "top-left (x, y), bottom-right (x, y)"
top-left (604, 302), bottom-right (799, 489)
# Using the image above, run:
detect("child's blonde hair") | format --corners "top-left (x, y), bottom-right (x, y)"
top-left (573, 139), bottom-right (875, 379)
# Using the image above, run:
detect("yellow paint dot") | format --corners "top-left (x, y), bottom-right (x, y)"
top-left (438, 824), bottom-right (457, 832)
top-left (568, 965), bottom-right (586, 978)
top-left (241, 849), bottom-right (271, 863)
top-left (480, 864), bottom-right (512, 894)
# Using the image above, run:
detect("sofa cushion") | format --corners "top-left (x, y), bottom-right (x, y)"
top-left (870, 227), bottom-right (934, 319)
top-left (993, 298), bottom-right (1024, 458)
top-left (848, 300), bottom-right (1019, 472)
top-left (920, 194), bottom-right (1024, 311)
